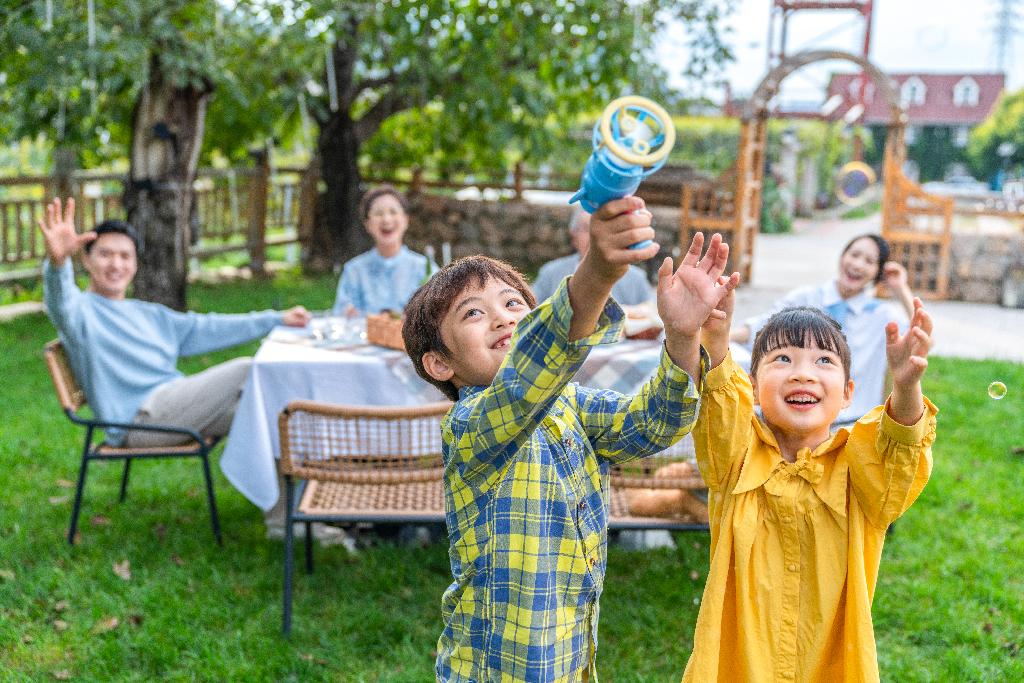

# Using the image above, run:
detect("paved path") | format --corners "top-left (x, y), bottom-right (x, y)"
top-left (733, 215), bottom-right (1024, 363)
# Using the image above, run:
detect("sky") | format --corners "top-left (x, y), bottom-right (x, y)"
top-left (658, 0), bottom-right (1023, 103)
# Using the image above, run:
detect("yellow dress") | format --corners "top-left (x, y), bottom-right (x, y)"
top-left (682, 354), bottom-right (937, 683)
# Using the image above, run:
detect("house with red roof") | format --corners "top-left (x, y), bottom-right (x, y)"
top-left (826, 72), bottom-right (1005, 180)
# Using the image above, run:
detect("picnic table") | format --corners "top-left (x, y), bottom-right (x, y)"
top-left (220, 320), bottom-right (750, 512)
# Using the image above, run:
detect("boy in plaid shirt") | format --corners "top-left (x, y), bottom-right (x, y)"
top-left (404, 197), bottom-right (740, 682)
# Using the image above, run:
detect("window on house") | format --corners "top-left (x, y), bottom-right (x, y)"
top-left (905, 125), bottom-right (919, 144)
top-left (953, 77), bottom-right (980, 107)
top-left (901, 77), bottom-right (927, 107)
top-left (846, 78), bottom-right (875, 103)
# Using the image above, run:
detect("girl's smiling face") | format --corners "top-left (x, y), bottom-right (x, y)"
top-left (752, 340), bottom-right (854, 451)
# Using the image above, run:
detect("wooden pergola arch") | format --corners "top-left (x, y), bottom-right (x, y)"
top-left (680, 49), bottom-right (953, 298)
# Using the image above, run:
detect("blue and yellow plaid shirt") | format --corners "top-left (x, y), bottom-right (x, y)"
top-left (436, 278), bottom-right (707, 682)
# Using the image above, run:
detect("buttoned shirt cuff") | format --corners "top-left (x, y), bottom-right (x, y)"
top-left (879, 396), bottom-right (939, 445)
top-left (659, 343), bottom-right (710, 398)
top-left (703, 350), bottom-right (741, 392)
top-left (549, 276), bottom-right (625, 351)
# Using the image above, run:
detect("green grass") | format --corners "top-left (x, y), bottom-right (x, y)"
top-left (2, 275), bottom-right (1023, 681)
top-left (840, 198), bottom-right (882, 220)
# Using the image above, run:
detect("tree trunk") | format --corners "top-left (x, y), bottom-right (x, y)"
top-left (311, 112), bottom-right (369, 269)
top-left (123, 55), bottom-right (212, 310)
top-left (306, 16), bottom-right (410, 270)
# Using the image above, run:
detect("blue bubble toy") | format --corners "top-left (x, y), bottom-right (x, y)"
top-left (570, 95), bottom-right (676, 249)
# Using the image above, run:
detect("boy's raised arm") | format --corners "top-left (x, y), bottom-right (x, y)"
top-left (568, 197), bottom-right (659, 341)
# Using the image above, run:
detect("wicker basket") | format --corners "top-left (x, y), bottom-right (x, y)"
top-left (366, 313), bottom-right (406, 351)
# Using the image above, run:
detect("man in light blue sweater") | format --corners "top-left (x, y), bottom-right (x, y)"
top-left (39, 197), bottom-right (311, 448)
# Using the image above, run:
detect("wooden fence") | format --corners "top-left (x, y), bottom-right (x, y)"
top-left (0, 162), bottom-right (581, 284)
top-left (0, 163), bottom-right (309, 283)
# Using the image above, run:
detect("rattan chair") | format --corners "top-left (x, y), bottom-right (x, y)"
top-left (43, 340), bottom-right (222, 545)
top-left (278, 399), bottom-right (453, 635)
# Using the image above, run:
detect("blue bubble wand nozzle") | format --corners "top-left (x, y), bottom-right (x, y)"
top-left (570, 95), bottom-right (676, 250)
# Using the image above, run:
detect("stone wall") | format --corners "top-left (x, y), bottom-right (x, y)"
top-left (402, 194), bottom-right (681, 280)
top-left (948, 233), bottom-right (1024, 304)
top-left (400, 193), bottom-right (1023, 305)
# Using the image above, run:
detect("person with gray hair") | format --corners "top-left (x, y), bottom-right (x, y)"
top-left (531, 206), bottom-right (654, 304)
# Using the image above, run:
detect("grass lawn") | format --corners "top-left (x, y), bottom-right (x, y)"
top-left (1, 273), bottom-right (1022, 681)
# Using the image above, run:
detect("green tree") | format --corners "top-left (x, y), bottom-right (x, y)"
top-left (967, 88), bottom-right (1024, 183)
top-left (2, 0), bottom-right (735, 296)
top-left (258, 0), bottom-right (735, 269)
top-left (0, 1), bottom-right (296, 308)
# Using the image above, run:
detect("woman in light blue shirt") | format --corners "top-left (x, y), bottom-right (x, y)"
top-left (332, 185), bottom-right (437, 316)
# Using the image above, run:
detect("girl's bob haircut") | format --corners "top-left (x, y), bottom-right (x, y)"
top-left (749, 306), bottom-right (852, 382)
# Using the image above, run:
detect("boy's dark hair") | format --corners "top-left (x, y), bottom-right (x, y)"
top-left (841, 233), bottom-right (890, 284)
top-left (359, 184), bottom-right (409, 220)
top-left (84, 219), bottom-right (141, 255)
top-left (403, 255), bottom-right (537, 401)
top-left (749, 306), bottom-right (852, 381)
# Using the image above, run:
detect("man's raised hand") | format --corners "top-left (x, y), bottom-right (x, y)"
top-left (37, 198), bottom-right (95, 266)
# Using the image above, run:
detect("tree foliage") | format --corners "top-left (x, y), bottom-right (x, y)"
top-left (967, 88), bottom-right (1024, 182)
top-left (2, 0), bottom-right (737, 274)
top-left (2, 1), bottom-right (736, 172)
top-left (249, 0), bottom-right (735, 171)
top-left (0, 0), bottom-right (297, 165)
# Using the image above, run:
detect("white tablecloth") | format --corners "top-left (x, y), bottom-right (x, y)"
top-left (220, 328), bottom-right (751, 510)
top-left (220, 329), bottom-right (445, 510)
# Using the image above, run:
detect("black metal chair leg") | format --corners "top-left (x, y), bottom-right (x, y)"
top-left (67, 454), bottom-right (90, 546)
top-left (283, 477), bottom-right (295, 636)
top-left (304, 522), bottom-right (314, 574)
top-left (199, 452), bottom-right (222, 546)
top-left (118, 459), bottom-right (132, 502)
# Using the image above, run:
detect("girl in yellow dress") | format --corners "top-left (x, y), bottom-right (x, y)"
top-left (682, 287), bottom-right (937, 683)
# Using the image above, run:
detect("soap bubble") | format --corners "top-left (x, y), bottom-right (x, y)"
top-left (988, 381), bottom-right (1007, 400)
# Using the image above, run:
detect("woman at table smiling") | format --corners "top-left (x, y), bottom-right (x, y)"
top-left (332, 185), bottom-right (438, 316)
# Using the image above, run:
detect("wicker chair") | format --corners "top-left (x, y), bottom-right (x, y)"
top-left (276, 400), bottom-right (708, 634)
top-left (606, 437), bottom-right (709, 532)
top-left (277, 399), bottom-right (452, 635)
top-left (43, 340), bottom-right (222, 545)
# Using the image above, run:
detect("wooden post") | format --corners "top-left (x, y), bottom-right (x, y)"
top-left (248, 146), bottom-right (270, 277)
top-left (513, 161), bottom-right (524, 199)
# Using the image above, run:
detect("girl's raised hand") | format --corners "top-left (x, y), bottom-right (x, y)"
top-left (885, 297), bottom-right (933, 388)
top-left (656, 232), bottom-right (741, 339)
